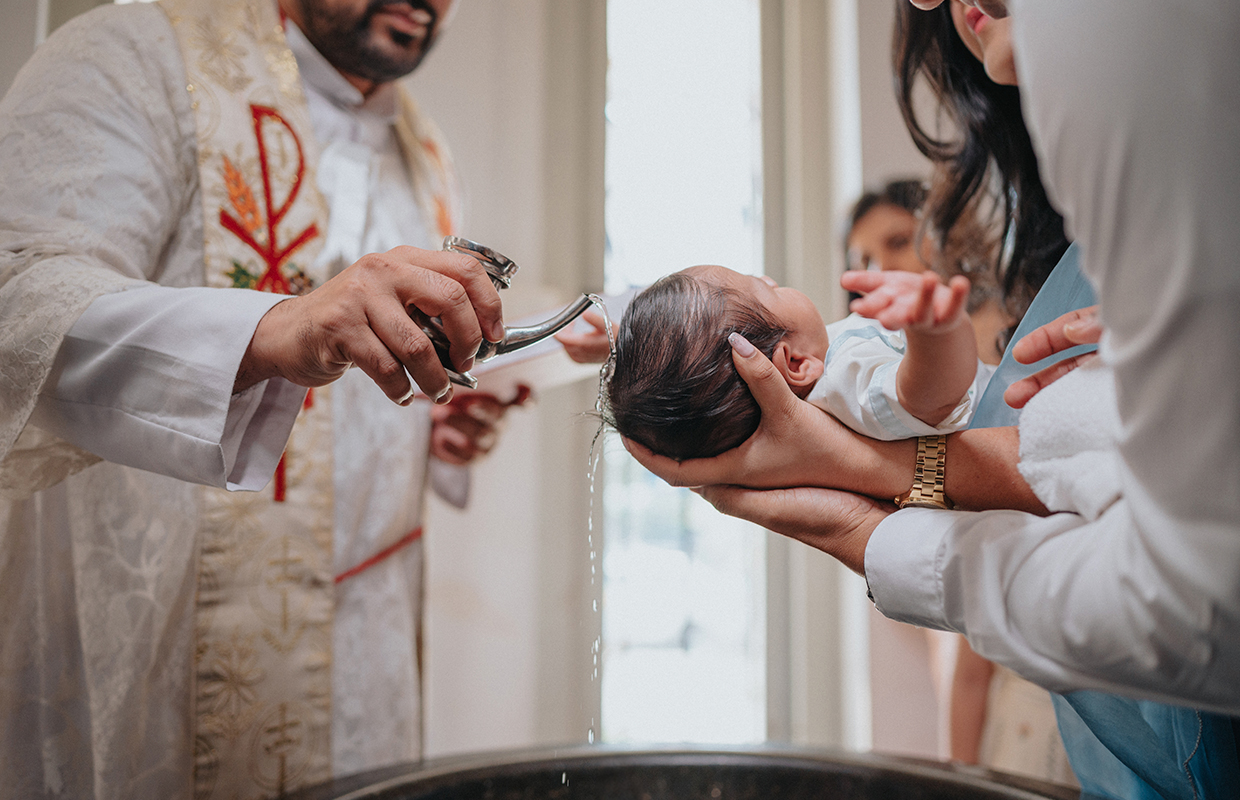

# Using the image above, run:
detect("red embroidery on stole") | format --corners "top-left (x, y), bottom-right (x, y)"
top-left (219, 105), bottom-right (319, 295)
top-left (218, 105), bottom-right (322, 502)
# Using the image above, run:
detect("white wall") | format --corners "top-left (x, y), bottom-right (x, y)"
top-left (856, 0), bottom-right (929, 188)
top-left (1, 0), bottom-right (40, 99)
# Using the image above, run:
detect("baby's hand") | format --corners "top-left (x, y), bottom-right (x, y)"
top-left (841, 270), bottom-right (970, 334)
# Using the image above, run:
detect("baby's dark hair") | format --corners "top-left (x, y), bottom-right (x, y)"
top-left (603, 271), bottom-right (788, 461)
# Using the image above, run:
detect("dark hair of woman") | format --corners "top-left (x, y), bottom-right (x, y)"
top-left (603, 272), bottom-right (788, 461)
top-left (892, 2), bottom-right (1069, 318)
top-left (847, 178), bottom-right (928, 239)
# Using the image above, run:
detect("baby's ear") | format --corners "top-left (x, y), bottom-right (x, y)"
top-left (772, 342), bottom-right (825, 395)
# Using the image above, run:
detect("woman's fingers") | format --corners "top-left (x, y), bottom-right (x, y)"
top-left (622, 436), bottom-right (737, 488)
top-left (1011, 305), bottom-right (1101, 364)
top-left (1003, 352), bottom-right (1098, 409)
top-left (697, 484), bottom-right (892, 574)
top-left (624, 332), bottom-right (871, 492)
top-left (728, 332), bottom-right (802, 421)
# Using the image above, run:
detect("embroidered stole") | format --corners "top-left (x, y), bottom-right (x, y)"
top-left (162, 0), bottom-right (460, 794)
top-left (162, 0), bottom-right (334, 796)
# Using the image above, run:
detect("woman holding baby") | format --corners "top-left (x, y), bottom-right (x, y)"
top-left (623, 0), bottom-right (1240, 796)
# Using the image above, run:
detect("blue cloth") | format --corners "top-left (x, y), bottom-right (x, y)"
top-left (970, 244), bottom-right (1097, 429)
top-left (968, 245), bottom-right (1240, 799)
top-left (1053, 693), bottom-right (1240, 799)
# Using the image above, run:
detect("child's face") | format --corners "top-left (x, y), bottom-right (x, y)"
top-left (846, 204), bottom-right (928, 274)
top-left (682, 265), bottom-right (830, 361)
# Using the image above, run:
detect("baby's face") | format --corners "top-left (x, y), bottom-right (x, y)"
top-left (682, 265), bottom-right (830, 361)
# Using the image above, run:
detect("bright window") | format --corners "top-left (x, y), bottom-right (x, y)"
top-left (602, 0), bottom-right (766, 745)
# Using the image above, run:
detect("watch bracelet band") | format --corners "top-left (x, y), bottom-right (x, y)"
top-left (895, 434), bottom-right (952, 510)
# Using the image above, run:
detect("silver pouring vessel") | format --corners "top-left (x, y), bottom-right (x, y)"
top-left (414, 236), bottom-right (594, 390)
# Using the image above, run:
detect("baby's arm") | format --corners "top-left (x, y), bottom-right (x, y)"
top-left (840, 270), bottom-right (978, 427)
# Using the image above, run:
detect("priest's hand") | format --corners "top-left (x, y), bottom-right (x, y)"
top-left (235, 246), bottom-right (505, 405)
top-left (555, 309), bottom-right (613, 364)
top-left (429, 385), bottom-right (531, 465)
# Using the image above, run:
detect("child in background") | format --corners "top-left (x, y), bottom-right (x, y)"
top-left (845, 179), bottom-right (1011, 365)
top-left (604, 262), bottom-right (991, 461)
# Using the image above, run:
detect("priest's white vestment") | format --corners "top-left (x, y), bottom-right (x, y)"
top-left (0, 1), bottom-right (466, 797)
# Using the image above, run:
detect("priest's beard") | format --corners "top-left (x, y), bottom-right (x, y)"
top-left (296, 0), bottom-right (441, 85)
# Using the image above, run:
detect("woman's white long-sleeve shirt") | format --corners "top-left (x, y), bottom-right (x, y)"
top-left (865, 0), bottom-right (1240, 715)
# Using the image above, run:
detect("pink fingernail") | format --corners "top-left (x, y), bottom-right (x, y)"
top-left (728, 332), bottom-right (756, 357)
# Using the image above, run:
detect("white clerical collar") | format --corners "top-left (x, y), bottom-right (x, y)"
top-left (285, 19), bottom-right (398, 120)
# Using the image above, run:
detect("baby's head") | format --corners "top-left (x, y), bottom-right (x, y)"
top-left (604, 265), bottom-right (828, 461)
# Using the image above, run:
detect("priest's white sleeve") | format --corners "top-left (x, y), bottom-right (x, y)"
top-left (30, 284), bottom-right (306, 491)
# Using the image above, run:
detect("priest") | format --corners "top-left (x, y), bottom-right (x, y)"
top-left (0, 0), bottom-right (537, 797)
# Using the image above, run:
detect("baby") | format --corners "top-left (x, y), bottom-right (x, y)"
top-left (604, 264), bottom-right (991, 460)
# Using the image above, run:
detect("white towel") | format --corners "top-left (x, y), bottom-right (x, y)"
top-left (1017, 358), bottom-right (1123, 520)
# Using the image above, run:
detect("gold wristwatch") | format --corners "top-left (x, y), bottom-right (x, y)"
top-left (894, 434), bottom-right (953, 510)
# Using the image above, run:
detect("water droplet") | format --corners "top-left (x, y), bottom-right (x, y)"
top-left (588, 728), bottom-right (595, 744)
top-left (593, 599), bottom-right (598, 612)
top-left (562, 772), bottom-right (567, 785)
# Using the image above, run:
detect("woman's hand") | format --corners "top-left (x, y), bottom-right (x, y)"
top-left (623, 333), bottom-right (913, 498)
top-left (622, 332), bottom-right (897, 573)
top-left (1003, 305), bottom-right (1101, 409)
top-left (697, 484), bottom-right (893, 574)
top-left (625, 331), bottom-right (1047, 513)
